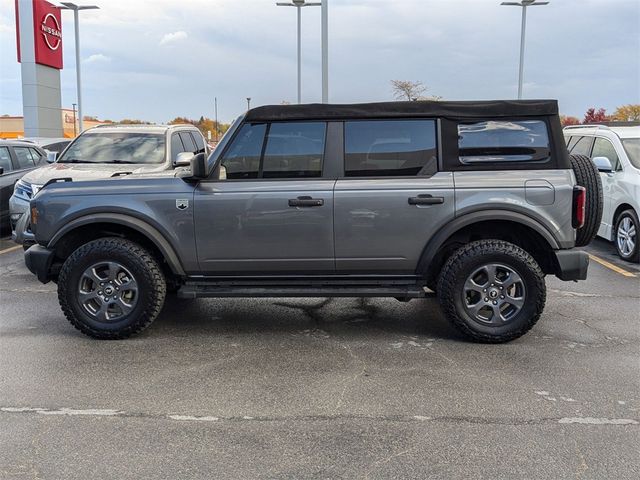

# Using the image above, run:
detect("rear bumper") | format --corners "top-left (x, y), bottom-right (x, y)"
top-left (24, 245), bottom-right (55, 284)
top-left (554, 250), bottom-right (589, 281)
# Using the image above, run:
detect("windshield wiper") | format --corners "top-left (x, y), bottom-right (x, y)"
top-left (110, 159), bottom-right (137, 164)
top-left (59, 158), bottom-right (93, 163)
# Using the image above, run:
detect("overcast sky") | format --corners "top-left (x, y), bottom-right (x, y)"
top-left (1, 0), bottom-right (638, 124)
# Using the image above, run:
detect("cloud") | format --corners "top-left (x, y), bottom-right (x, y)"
top-left (84, 53), bottom-right (111, 64)
top-left (159, 31), bottom-right (187, 46)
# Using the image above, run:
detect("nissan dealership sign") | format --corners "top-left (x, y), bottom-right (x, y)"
top-left (16, 0), bottom-right (63, 69)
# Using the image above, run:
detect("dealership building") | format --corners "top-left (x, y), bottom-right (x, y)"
top-left (0, 109), bottom-right (104, 139)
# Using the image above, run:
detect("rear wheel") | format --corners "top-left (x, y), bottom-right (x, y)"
top-left (614, 209), bottom-right (639, 263)
top-left (570, 153), bottom-right (603, 247)
top-left (58, 237), bottom-right (166, 339)
top-left (437, 240), bottom-right (546, 343)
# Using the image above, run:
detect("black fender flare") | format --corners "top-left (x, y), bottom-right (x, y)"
top-left (416, 210), bottom-right (560, 275)
top-left (48, 213), bottom-right (186, 276)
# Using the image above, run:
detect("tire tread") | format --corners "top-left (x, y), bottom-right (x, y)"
top-left (58, 237), bottom-right (166, 339)
top-left (437, 239), bottom-right (546, 343)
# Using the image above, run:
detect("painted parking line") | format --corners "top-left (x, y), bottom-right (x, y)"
top-left (589, 254), bottom-right (637, 278)
top-left (0, 245), bottom-right (21, 255)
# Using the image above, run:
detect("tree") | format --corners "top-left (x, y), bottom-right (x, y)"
top-left (167, 116), bottom-right (230, 141)
top-left (583, 108), bottom-right (609, 124)
top-left (390, 80), bottom-right (440, 101)
top-left (560, 115), bottom-right (580, 127)
top-left (612, 104), bottom-right (640, 122)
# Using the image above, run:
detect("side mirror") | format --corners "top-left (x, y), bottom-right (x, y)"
top-left (174, 151), bottom-right (194, 167)
top-left (190, 152), bottom-right (209, 178)
top-left (592, 156), bottom-right (613, 173)
top-left (46, 151), bottom-right (57, 163)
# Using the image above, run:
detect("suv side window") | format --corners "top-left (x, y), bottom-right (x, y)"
top-left (0, 146), bottom-right (12, 173)
top-left (30, 148), bottom-right (43, 165)
top-left (344, 120), bottom-right (437, 177)
top-left (221, 123), bottom-right (266, 179)
top-left (570, 136), bottom-right (593, 156)
top-left (262, 122), bottom-right (325, 178)
top-left (13, 147), bottom-right (35, 169)
top-left (592, 137), bottom-right (620, 170)
top-left (566, 136), bottom-right (579, 151)
top-left (192, 131), bottom-right (206, 153)
top-left (171, 133), bottom-right (185, 162)
top-left (179, 132), bottom-right (197, 153)
top-left (457, 120), bottom-right (550, 165)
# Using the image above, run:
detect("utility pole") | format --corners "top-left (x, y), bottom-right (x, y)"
top-left (246, 97), bottom-right (251, 110)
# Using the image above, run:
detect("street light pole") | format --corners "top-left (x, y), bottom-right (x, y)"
top-left (500, 0), bottom-right (549, 99)
top-left (72, 103), bottom-right (77, 136)
top-left (321, 0), bottom-right (328, 103)
top-left (246, 97), bottom-right (251, 110)
top-left (276, 0), bottom-right (321, 104)
top-left (58, 2), bottom-right (100, 133)
top-left (214, 97), bottom-right (219, 143)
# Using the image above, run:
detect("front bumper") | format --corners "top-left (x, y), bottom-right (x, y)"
top-left (24, 245), bottom-right (55, 284)
top-left (554, 250), bottom-right (589, 281)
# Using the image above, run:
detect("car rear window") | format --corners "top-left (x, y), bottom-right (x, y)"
top-left (344, 120), bottom-right (437, 177)
top-left (458, 120), bottom-right (551, 165)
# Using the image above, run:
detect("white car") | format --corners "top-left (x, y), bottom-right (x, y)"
top-left (564, 124), bottom-right (640, 262)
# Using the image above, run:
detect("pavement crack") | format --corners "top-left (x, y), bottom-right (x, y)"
top-left (2, 407), bottom-right (638, 427)
top-left (363, 444), bottom-right (419, 480)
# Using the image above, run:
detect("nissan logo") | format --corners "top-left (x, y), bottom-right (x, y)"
top-left (41, 13), bottom-right (62, 51)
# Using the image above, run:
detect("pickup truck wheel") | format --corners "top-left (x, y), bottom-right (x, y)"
top-left (58, 238), bottom-right (166, 339)
top-left (437, 240), bottom-right (546, 343)
top-left (570, 153), bottom-right (603, 247)
top-left (614, 209), bottom-right (639, 263)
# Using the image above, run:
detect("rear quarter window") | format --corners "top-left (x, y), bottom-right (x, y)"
top-left (457, 120), bottom-right (551, 166)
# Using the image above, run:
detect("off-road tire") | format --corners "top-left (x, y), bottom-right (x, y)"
top-left (58, 237), bottom-right (166, 339)
top-left (437, 240), bottom-right (546, 343)
top-left (614, 209), bottom-right (639, 263)
top-left (570, 153), bottom-right (603, 247)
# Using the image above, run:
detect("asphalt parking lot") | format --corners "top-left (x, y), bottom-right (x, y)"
top-left (0, 236), bottom-right (638, 479)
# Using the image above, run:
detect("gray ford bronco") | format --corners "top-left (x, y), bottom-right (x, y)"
top-left (24, 100), bottom-right (602, 342)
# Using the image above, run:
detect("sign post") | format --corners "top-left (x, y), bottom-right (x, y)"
top-left (15, 0), bottom-right (64, 137)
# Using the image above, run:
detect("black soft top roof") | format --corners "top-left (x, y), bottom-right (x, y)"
top-left (245, 99), bottom-right (558, 122)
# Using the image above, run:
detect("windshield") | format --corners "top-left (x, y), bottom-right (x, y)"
top-left (622, 138), bottom-right (640, 169)
top-left (58, 132), bottom-right (166, 164)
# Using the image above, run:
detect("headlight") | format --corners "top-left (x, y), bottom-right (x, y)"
top-left (13, 179), bottom-right (31, 200)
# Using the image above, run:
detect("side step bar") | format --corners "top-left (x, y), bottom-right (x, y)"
top-left (177, 283), bottom-right (432, 299)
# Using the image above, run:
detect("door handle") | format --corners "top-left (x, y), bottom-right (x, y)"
top-left (408, 194), bottom-right (444, 206)
top-left (288, 196), bottom-right (324, 207)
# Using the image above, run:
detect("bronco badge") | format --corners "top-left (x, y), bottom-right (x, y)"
top-left (176, 199), bottom-right (189, 210)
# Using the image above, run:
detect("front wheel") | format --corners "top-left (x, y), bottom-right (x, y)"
top-left (58, 237), bottom-right (166, 339)
top-left (437, 240), bottom-right (546, 343)
top-left (614, 209), bottom-right (639, 263)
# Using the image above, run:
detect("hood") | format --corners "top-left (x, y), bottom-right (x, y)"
top-left (19, 162), bottom-right (167, 186)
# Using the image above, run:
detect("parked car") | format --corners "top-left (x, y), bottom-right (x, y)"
top-left (10, 124), bottom-right (207, 247)
top-left (19, 137), bottom-right (71, 156)
top-left (564, 123), bottom-right (640, 262)
top-left (0, 140), bottom-right (46, 232)
top-left (25, 100), bottom-right (601, 342)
